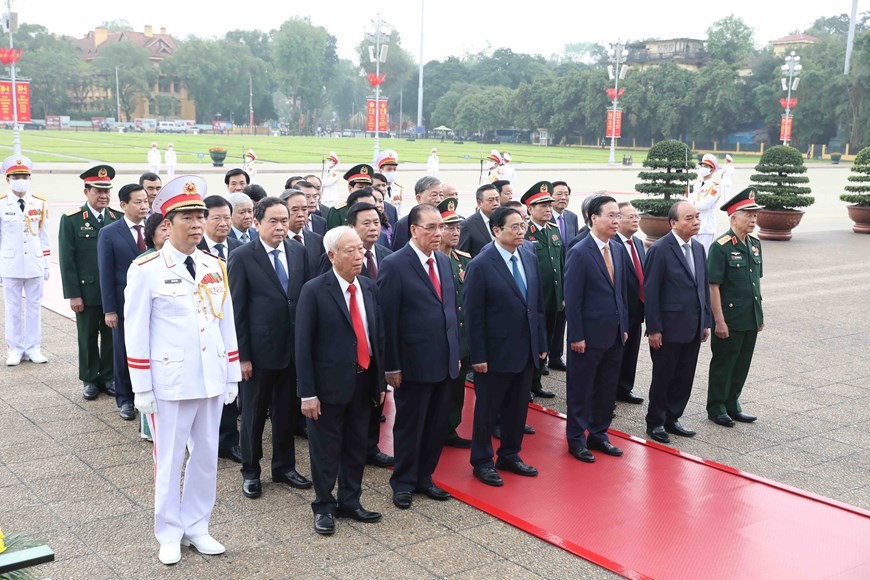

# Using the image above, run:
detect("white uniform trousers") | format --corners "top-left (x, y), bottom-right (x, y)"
top-left (146, 395), bottom-right (222, 545)
top-left (3, 276), bottom-right (44, 355)
top-left (693, 233), bottom-right (713, 255)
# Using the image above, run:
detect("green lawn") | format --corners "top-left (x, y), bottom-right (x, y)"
top-left (0, 129), bottom-right (770, 165)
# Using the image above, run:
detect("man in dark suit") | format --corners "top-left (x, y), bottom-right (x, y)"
top-left (97, 183), bottom-right (150, 421)
top-left (564, 196), bottom-right (629, 463)
top-left (282, 189), bottom-right (325, 272)
top-left (464, 206), bottom-right (548, 487)
top-left (197, 195), bottom-right (243, 463)
top-left (378, 204), bottom-right (460, 509)
top-left (615, 202), bottom-right (646, 404)
top-left (567, 192), bottom-right (604, 250)
top-left (458, 184), bottom-right (500, 257)
top-left (390, 176), bottom-right (444, 251)
top-left (228, 197), bottom-right (313, 499)
top-left (372, 173), bottom-right (400, 234)
top-left (297, 226), bottom-right (386, 535)
top-left (226, 192), bottom-right (258, 243)
top-left (643, 201), bottom-right (712, 444)
top-left (294, 181), bottom-right (327, 235)
top-left (549, 181), bottom-right (579, 370)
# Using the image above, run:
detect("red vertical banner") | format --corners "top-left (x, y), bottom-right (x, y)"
top-left (0, 81), bottom-right (32, 123)
top-left (377, 98), bottom-right (388, 132)
top-left (366, 98), bottom-right (389, 132)
top-left (366, 98), bottom-right (376, 132)
top-left (606, 108), bottom-right (623, 139)
top-left (779, 114), bottom-right (793, 143)
top-left (0, 82), bottom-right (12, 122)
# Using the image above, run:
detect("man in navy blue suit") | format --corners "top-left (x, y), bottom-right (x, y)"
top-left (390, 176), bottom-right (444, 251)
top-left (643, 201), bottom-right (712, 444)
top-left (564, 195), bottom-right (629, 462)
top-left (615, 202), bottom-right (646, 404)
top-left (378, 204), bottom-right (460, 509)
top-left (464, 206), bottom-right (548, 487)
top-left (548, 180), bottom-right (580, 371)
top-left (98, 183), bottom-right (151, 421)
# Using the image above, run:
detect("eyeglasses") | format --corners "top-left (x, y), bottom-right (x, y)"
top-left (601, 213), bottom-right (621, 221)
top-left (620, 214), bottom-right (640, 221)
top-left (207, 216), bottom-right (233, 223)
top-left (499, 222), bottom-right (529, 233)
top-left (415, 224), bottom-right (447, 232)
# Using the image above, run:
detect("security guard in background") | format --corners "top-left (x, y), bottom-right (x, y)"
top-left (59, 165), bottom-right (120, 400)
top-left (1, 155), bottom-right (51, 366)
top-left (706, 187), bottom-right (764, 428)
top-left (522, 181), bottom-right (563, 399)
top-left (437, 197), bottom-right (472, 448)
top-left (375, 150), bottom-right (404, 214)
top-left (325, 164), bottom-right (374, 230)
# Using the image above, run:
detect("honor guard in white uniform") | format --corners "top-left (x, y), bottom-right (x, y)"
top-left (125, 175), bottom-right (242, 565)
top-left (244, 149), bottom-right (257, 184)
top-left (720, 153), bottom-right (735, 200)
top-left (164, 143), bottom-right (177, 179)
top-left (501, 151), bottom-right (518, 185)
top-left (1, 156), bottom-right (50, 366)
top-left (321, 152), bottom-right (341, 208)
top-left (375, 149), bottom-right (404, 215)
top-left (690, 153), bottom-right (723, 253)
top-left (481, 149), bottom-right (504, 185)
top-left (427, 148), bottom-right (440, 177)
top-left (148, 143), bottom-right (161, 175)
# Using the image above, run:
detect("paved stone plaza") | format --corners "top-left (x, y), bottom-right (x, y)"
top-left (1, 162), bottom-right (868, 578)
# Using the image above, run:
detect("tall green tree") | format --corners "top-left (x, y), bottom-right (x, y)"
top-left (691, 61), bottom-right (746, 142)
top-left (706, 15), bottom-right (756, 65)
top-left (4, 24), bottom-right (79, 117)
top-left (92, 42), bottom-right (157, 121)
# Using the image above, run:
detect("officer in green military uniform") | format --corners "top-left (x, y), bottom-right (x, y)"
top-left (706, 187), bottom-right (764, 428)
top-left (325, 163), bottom-right (375, 230)
top-left (522, 181), bottom-right (563, 399)
top-left (437, 197), bottom-right (473, 448)
top-left (58, 165), bottom-right (120, 400)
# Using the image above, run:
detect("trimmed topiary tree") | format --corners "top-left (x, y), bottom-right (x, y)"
top-left (840, 146), bottom-right (870, 207)
top-left (632, 139), bottom-right (696, 217)
top-left (750, 145), bottom-right (814, 211)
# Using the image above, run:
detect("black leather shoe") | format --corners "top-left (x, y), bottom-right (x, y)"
top-left (732, 411), bottom-right (757, 423)
top-left (472, 466), bottom-right (504, 487)
top-left (523, 424), bottom-right (536, 435)
top-left (445, 433), bottom-right (472, 449)
top-left (392, 491), bottom-right (413, 509)
top-left (218, 445), bottom-right (242, 463)
top-left (336, 506), bottom-right (382, 523)
top-left (314, 513), bottom-right (335, 535)
top-left (588, 440), bottom-right (623, 456)
top-left (417, 484), bottom-right (451, 501)
top-left (242, 479), bottom-right (261, 499)
top-left (616, 391), bottom-right (644, 404)
top-left (273, 469), bottom-right (313, 489)
top-left (102, 381), bottom-right (116, 396)
top-left (366, 451), bottom-right (394, 468)
top-left (294, 426), bottom-right (308, 439)
top-left (532, 387), bottom-right (556, 399)
top-left (495, 458), bottom-right (538, 476)
top-left (665, 421), bottom-right (696, 437)
top-left (492, 426), bottom-right (502, 439)
top-left (710, 414), bottom-right (736, 428)
top-left (119, 402), bottom-right (135, 421)
top-left (548, 358), bottom-right (567, 371)
top-left (568, 447), bottom-right (595, 463)
top-left (82, 382), bottom-right (99, 400)
top-left (646, 426), bottom-right (671, 444)
top-left (541, 366), bottom-right (549, 376)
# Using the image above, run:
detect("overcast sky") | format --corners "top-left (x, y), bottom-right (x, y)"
top-left (17, 0), bottom-right (868, 62)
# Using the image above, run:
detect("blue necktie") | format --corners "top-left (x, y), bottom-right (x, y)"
top-left (557, 214), bottom-right (566, 242)
top-left (214, 243), bottom-right (225, 259)
top-left (271, 249), bottom-right (289, 294)
top-left (510, 255), bottom-right (527, 301)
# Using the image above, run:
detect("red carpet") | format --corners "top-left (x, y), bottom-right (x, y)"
top-left (380, 387), bottom-right (870, 579)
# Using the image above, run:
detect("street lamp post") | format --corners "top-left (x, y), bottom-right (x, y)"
top-left (780, 51), bottom-right (802, 147)
top-left (367, 17), bottom-right (391, 162)
top-left (3, 1), bottom-right (21, 155)
top-left (607, 42), bottom-right (628, 166)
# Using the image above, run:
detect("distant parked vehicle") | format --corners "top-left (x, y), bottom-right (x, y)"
top-left (156, 121), bottom-right (175, 133)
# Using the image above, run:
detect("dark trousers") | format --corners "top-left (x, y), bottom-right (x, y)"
top-left (565, 332), bottom-right (623, 449)
top-left (532, 310), bottom-right (558, 390)
top-left (111, 314), bottom-right (133, 407)
top-left (707, 330), bottom-right (758, 417)
top-left (239, 364), bottom-right (298, 480)
top-left (448, 358), bottom-right (471, 434)
top-left (470, 365), bottom-right (533, 468)
top-left (617, 320), bottom-right (643, 396)
top-left (308, 370), bottom-right (372, 515)
top-left (390, 378), bottom-right (452, 493)
top-left (549, 310), bottom-right (566, 360)
top-left (366, 394), bottom-right (385, 458)
top-left (218, 400), bottom-right (239, 453)
top-left (75, 305), bottom-right (112, 384)
top-left (646, 340), bottom-right (701, 429)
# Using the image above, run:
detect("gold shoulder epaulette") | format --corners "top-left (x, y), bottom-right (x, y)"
top-left (716, 235), bottom-right (731, 246)
top-left (66, 207), bottom-right (83, 216)
top-left (0, 194), bottom-right (6, 201)
top-left (32, 194), bottom-right (47, 201)
top-left (454, 249), bottom-right (472, 259)
top-left (133, 251), bottom-right (161, 265)
top-left (333, 202), bottom-right (347, 210)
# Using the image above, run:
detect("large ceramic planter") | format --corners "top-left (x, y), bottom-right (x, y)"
top-left (638, 214), bottom-right (671, 247)
top-left (846, 204), bottom-right (870, 234)
top-left (209, 150), bottom-right (227, 167)
top-left (756, 209), bottom-right (805, 241)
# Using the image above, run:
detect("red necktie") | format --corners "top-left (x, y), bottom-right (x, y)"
top-left (427, 257), bottom-right (442, 301)
top-left (627, 237), bottom-right (644, 302)
top-left (293, 234), bottom-right (303, 244)
top-left (134, 224), bottom-right (146, 253)
top-left (365, 250), bottom-right (377, 279)
top-left (347, 284), bottom-right (370, 370)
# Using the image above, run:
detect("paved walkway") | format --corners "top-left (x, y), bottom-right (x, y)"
top-left (1, 229), bottom-right (868, 578)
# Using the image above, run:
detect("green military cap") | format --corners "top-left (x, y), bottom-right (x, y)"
top-left (521, 181), bottom-right (554, 206)
top-left (438, 197), bottom-right (461, 224)
top-left (343, 163), bottom-right (374, 185)
top-left (80, 164), bottom-right (115, 189)
top-left (721, 186), bottom-right (763, 215)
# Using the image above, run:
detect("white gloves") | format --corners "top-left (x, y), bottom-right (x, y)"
top-left (44, 269), bottom-right (50, 281)
top-left (225, 382), bottom-right (239, 405)
top-left (134, 391), bottom-right (158, 415)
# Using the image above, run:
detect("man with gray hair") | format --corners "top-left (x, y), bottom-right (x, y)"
top-left (390, 176), bottom-right (444, 250)
top-left (227, 192), bottom-right (257, 243)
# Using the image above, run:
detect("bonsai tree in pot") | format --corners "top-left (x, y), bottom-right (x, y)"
top-left (840, 145), bottom-right (870, 234)
top-left (208, 146), bottom-right (227, 167)
top-left (750, 145), bottom-right (814, 241)
top-left (632, 139), bottom-right (696, 244)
